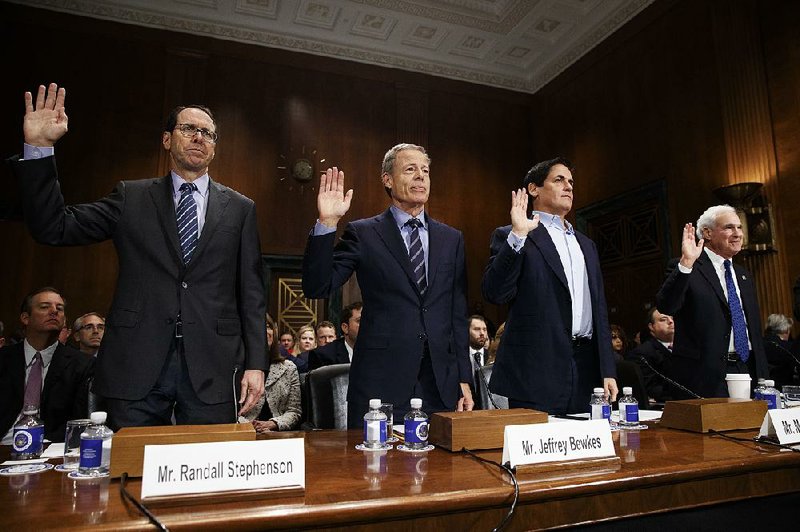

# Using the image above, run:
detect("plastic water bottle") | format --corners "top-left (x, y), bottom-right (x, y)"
top-left (589, 388), bottom-right (611, 422)
top-left (363, 399), bottom-right (387, 449)
top-left (618, 387), bottom-right (639, 426)
top-left (403, 398), bottom-right (429, 450)
top-left (753, 378), bottom-right (766, 401)
top-left (79, 411), bottom-right (114, 476)
top-left (11, 405), bottom-right (45, 459)
top-left (761, 380), bottom-right (781, 410)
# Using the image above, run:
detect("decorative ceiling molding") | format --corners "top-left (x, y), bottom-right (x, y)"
top-left (10, 0), bottom-right (655, 94)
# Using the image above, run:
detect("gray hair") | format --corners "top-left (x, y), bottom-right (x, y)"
top-left (381, 143), bottom-right (430, 175)
top-left (696, 204), bottom-right (737, 240)
top-left (73, 312), bottom-right (105, 331)
top-left (765, 313), bottom-right (793, 335)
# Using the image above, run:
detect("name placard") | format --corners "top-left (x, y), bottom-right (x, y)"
top-left (502, 420), bottom-right (615, 468)
top-left (141, 438), bottom-right (304, 499)
top-left (758, 409), bottom-right (800, 445)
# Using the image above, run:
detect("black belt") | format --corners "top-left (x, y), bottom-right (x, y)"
top-left (724, 351), bottom-right (751, 363)
top-left (572, 336), bottom-right (592, 348)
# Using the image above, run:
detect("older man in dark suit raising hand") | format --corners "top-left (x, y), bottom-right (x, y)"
top-left (10, 83), bottom-right (266, 429)
top-left (303, 143), bottom-right (473, 427)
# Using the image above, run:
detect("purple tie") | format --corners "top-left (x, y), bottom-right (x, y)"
top-left (23, 352), bottom-right (43, 408)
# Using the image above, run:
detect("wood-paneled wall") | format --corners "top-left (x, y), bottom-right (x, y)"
top-left (2, 0), bottom-right (800, 338)
top-left (0, 3), bottom-right (531, 330)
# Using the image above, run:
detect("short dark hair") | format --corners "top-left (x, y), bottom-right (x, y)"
top-left (20, 287), bottom-right (66, 314)
top-left (164, 105), bottom-right (217, 135)
top-left (523, 156), bottom-right (573, 188)
top-left (340, 301), bottom-right (363, 326)
top-left (468, 315), bottom-right (487, 327)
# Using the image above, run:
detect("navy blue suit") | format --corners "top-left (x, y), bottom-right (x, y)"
top-left (482, 224), bottom-right (616, 414)
top-left (303, 209), bottom-right (470, 428)
top-left (656, 254), bottom-right (768, 398)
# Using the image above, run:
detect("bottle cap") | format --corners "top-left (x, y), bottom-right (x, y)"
top-left (21, 404), bottom-right (40, 416)
top-left (622, 387), bottom-right (633, 395)
top-left (90, 411), bottom-right (108, 424)
top-left (593, 387), bottom-right (603, 394)
top-left (757, 378), bottom-right (765, 384)
top-left (764, 380), bottom-right (775, 387)
top-left (369, 399), bottom-right (381, 409)
top-left (410, 398), bottom-right (422, 409)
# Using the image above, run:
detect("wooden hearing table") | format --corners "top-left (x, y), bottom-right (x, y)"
top-left (2, 423), bottom-right (800, 530)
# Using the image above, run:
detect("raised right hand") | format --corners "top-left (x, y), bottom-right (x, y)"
top-left (679, 223), bottom-right (704, 268)
top-left (317, 166), bottom-right (353, 228)
top-left (510, 188), bottom-right (539, 237)
top-left (23, 83), bottom-right (68, 147)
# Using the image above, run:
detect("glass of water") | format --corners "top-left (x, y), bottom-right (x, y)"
top-left (380, 403), bottom-right (396, 442)
top-left (63, 419), bottom-right (92, 470)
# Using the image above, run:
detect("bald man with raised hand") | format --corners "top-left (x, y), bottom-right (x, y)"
top-left (10, 83), bottom-right (266, 429)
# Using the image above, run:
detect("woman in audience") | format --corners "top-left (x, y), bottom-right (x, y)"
top-left (297, 325), bottom-right (317, 352)
top-left (610, 324), bottom-right (629, 362)
top-left (249, 314), bottom-right (302, 432)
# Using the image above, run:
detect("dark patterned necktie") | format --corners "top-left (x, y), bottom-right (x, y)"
top-left (23, 352), bottom-right (43, 408)
top-left (724, 260), bottom-right (749, 362)
top-left (405, 218), bottom-right (427, 294)
top-left (177, 182), bottom-right (198, 263)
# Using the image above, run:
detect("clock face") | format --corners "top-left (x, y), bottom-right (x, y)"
top-left (292, 158), bottom-right (314, 183)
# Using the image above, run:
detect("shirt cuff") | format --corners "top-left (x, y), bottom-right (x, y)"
top-left (677, 263), bottom-right (692, 274)
top-left (23, 144), bottom-right (54, 160)
top-left (313, 220), bottom-right (336, 236)
top-left (507, 231), bottom-right (526, 253)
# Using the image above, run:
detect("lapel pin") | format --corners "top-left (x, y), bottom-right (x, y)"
top-left (741, 275), bottom-right (747, 280)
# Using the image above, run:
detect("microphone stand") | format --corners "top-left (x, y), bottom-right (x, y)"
top-left (638, 356), bottom-right (704, 400)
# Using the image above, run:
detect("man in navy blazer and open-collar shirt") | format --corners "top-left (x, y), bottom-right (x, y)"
top-left (303, 143), bottom-right (474, 427)
top-left (10, 83), bottom-right (266, 429)
top-left (482, 157), bottom-right (618, 414)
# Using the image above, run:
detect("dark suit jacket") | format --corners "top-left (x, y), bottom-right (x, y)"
top-left (308, 337), bottom-right (350, 371)
top-left (11, 155), bottom-right (266, 404)
top-left (481, 224), bottom-right (616, 413)
top-left (303, 209), bottom-right (470, 427)
top-left (626, 337), bottom-right (673, 402)
top-left (0, 342), bottom-right (94, 442)
top-left (656, 253), bottom-right (768, 398)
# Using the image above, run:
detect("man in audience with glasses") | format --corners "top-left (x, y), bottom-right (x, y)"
top-left (9, 83), bottom-right (266, 429)
top-left (72, 312), bottom-right (105, 357)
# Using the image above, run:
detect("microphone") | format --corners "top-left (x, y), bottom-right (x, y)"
top-left (232, 365), bottom-right (240, 422)
top-left (764, 339), bottom-right (800, 368)
top-left (473, 352), bottom-right (500, 410)
top-left (637, 355), bottom-right (704, 400)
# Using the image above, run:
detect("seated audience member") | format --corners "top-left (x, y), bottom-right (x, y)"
top-left (487, 322), bottom-right (505, 366)
top-left (292, 325), bottom-right (316, 372)
top-left (280, 331), bottom-right (297, 355)
top-left (315, 321), bottom-right (337, 347)
top-left (248, 314), bottom-right (301, 432)
top-left (468, 315), bottom-right (490, 370)
top-left (72, 312), bottom-right (105, 356)
top-left (308, 302), bottom-right (362, 371)
top-left (763, 313), bottom-right (798, 388)
top-left (610, 324), bottom-right (629, 362)
top-left (626, 308), bottom-right (675, 403)
top-left (0, 287), bottom-right (94, 443)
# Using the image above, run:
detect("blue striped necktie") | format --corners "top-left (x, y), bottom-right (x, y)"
top-left (405, 218), bottom-right (427, 294)
top-left (724, 259), bottom-right (749, 363)
top-left (177, 182), bottom-right (198, 263)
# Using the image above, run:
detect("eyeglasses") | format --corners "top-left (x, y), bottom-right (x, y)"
top-left (174, 123), bottom-right (218, 143)
top-left (80, 324), bottom-right (105, 332)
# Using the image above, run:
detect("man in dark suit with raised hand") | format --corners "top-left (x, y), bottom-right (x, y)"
top-left (10, 83), bottom-right (266, 429)
top-left (656, 205), bottom-right (768, 398)
top-left (303, 143), bottom-right (473, 427)
top-left (482, 157), bottom-right (617, 414)
top-left (1, 287), bottom-right (93, 443)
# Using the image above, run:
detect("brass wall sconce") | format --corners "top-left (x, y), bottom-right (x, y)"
top-left (713, 182), bottom-right (775, 254)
